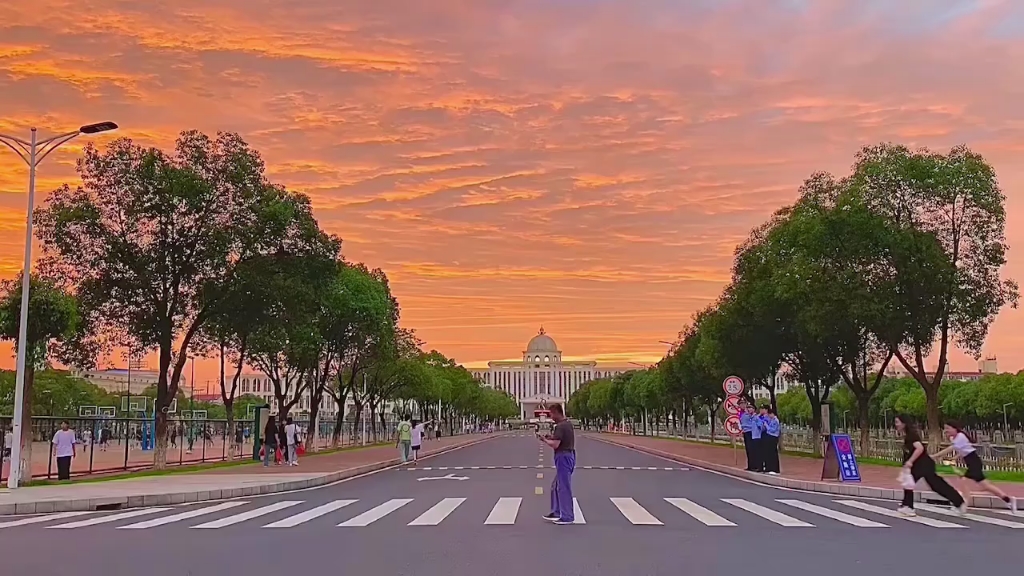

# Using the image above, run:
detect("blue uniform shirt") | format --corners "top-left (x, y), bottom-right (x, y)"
top-left (750, 415), bottom-right (763, 440)
top-left (740, 412), bottom-right (753, 433)
top-left (766, 417), bottom-right (781, 437)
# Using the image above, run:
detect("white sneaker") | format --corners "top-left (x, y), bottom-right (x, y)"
top-left (767, 471), bottom-right (779, 476)
top-left (1011, 498), bottom-right (1019, 515)
top-left (897, 506), bottom-right (916, 517)
top-left (954, 502), bottom-right (968, 516)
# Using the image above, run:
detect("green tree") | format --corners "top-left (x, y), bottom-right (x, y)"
top-left (35, 131), bottom-right (328, 468)
top-left (851, 144), bottom-right (1018, 445)
top-left (0, 274), bottom-right (89, 483)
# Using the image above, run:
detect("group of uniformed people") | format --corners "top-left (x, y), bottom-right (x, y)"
top-left (739, 402), bottom-right (782, 474)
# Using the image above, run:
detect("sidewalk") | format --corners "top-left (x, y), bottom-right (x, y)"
top-left (588, 432), bottom-right (1023, 509)
top-left (0, 433), bottom-right (499, 515)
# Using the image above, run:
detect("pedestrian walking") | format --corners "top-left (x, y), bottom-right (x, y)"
top-left (931, 420), bottom-right (1017, 513)
top-left (396, 414), bottom-right (413, 464)
top-left (895, 414), bottom-right (966, 516)
top-left (285, 417), bottom-right (299, 466)
top-left (411, 419), bottom-right (431, 464)
top-left (262, 415), bottom-right (278, 467)
top-left (740, 404), bottom-right (756, 471)
top-left (539, 403), bottom-right (576, 525)
top-left (763, 409), bottom-right (781, 475)
top-left (52, 421), bottom-right (77, 481)
top-left (276, 420), bottom-right (288, 465)
top-left (3, 426), bottom-right (13, 462)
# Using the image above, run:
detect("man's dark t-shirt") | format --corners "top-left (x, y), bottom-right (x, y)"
top-left (552, 420), bottom-right (575, 452)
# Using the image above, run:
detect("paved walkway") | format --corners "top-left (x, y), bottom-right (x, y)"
top-left (590, 432), bottom-right (1023, 504)
top-left (0, 433), bottom-right (498, 515)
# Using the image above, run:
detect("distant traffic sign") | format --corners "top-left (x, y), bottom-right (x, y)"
top-left (724, 415), bottom-right (742, 437)
top-left (724, 396), bottom-right (742, 415)
top-left (723, 375), bottom-right (744, 396)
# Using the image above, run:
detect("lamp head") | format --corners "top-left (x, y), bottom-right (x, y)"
top-left (79, 121), bottom-right (118, 134)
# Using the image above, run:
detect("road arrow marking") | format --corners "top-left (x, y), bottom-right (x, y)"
top-left (417, 473), bottom-right (469, 481)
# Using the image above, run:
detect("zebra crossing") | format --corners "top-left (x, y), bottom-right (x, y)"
top-left (402, 465), bottom-right (689, 471)
top-left (1, 497), bottom-right (1021, 532)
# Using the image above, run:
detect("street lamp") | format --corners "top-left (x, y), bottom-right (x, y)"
top-left (1000, 403), bottom-right (1013, 442)
top-left (841, 410), bottom-right (849, 432)
top-left (1, 121), bottom-right (118, 489)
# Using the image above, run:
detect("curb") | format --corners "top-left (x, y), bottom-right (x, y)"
top-left (588, 433), bottom-right (1016, 511)
top-left (0, 434), bottom-right (502, 516)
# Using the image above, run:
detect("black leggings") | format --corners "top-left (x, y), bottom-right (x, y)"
top-left (901, 463), bottom-right (964, 508)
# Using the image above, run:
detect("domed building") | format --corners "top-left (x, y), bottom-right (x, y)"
top-left (470, 328), bottom-right (631, 420)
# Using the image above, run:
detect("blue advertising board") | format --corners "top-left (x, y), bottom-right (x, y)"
top-left (830, 433), bottom-right (861, 482)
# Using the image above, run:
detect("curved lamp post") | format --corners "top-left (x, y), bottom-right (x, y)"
top-left (0, 121), bottom-right (118, 488)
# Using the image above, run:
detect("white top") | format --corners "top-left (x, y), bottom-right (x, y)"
top-left (411, 424), bottom-right (425, 446)
top-left (4, 431), bottom-right (13, 448)
top-left (950, 432), bottom-right (975, 456)
top-left (52, 429), bottom-right (77, 458)
top-left (285, 423), bottom-right (298, 446)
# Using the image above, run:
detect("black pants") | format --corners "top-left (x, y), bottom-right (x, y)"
top-left (762, 435), bottom-right (780, 473)
top-left (901, 463), bottom-right (964, 508)
top-left (56, 456), bottom-right (72, 480)
top-left (742, 432), bottom-right (754, 470)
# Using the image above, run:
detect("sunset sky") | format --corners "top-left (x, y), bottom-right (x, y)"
top-left (2, 0), bottom-right (1024, 388)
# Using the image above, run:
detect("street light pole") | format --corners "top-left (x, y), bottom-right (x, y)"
top-left (1, 121), bottom-right (118, 489)
top-left (1002, 402), bottom-right (1012, 442)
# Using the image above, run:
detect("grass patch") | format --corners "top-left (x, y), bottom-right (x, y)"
top-left (22, 440), bottom-right (393, 487)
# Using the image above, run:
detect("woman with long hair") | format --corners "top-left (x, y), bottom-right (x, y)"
top-left (931, 420), bottom-right (1017, 513)
top-left (895, 414), bottom-right (966, 517)
top-left (262, 415), bottom-right (278, 467)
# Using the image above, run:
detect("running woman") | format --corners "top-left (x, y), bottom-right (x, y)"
top-left (895, 414), bottom-right (966, 516)
top-left (931, 420), bottom-right (1017, 513)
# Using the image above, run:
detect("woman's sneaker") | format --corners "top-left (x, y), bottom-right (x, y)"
top-left (897, 506), bottom-right (916, 517)
top-left (542, 513), bottom-right (558, 522)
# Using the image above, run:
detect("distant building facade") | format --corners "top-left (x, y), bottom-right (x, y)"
top-left (468, 328), bottom-right (632, 419)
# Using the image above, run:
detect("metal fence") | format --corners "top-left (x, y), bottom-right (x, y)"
top-left (0, 415), bottom-right (408, 482)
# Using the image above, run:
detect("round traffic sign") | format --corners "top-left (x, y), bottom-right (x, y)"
top-left (724, 415), bottom-right (742, 437)
top-left (724, 395), bottom-right (742, 415)
top-left (722, 375), bottom-right (744, 396)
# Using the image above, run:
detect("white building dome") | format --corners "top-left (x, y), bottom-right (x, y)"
top-left (526, 328), bottom-right (558, 352)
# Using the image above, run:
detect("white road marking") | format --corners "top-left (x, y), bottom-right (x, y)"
top-left (0, 511), bottom-right (97, 529)
top-left (119, 501), bottom-right (248, 529)
top-left (262, 500), bottom-right (358, 528)
top-left (408, 498), bottom-right (465, 526)
top-left (573, 498), bottom-right (586, 524)
top-left (665, 498), bottom-right (735, 526)
top-left (722, 499), bottom-right (814, 527)
top-left (49, 508), bottom-right (172, 529)
top-left (916, 503), bottom-right (1024, 528)
top-left (192, 501), bottom-right (303, 529)
top-left (339, 499), bottom-right (413, 527)
top-left (777, 499), bottom-right (887, 527)
top-left (835, 500), bottom-right (966, 528)
top-left (611, 497), bottom-right (662, 525)
top-left (485, 497), bottom-right (521, 525)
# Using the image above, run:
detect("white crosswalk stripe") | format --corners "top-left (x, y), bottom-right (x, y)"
top-left (48, 507), bottom-right (172, 529)
top-left (665, 498), bottom-right (735, 526)
top-left (777, 499), bottom-right (887, 527)
top-left (611, 497), bottom-right (662, 525)
top-left (409, 498), bottom-right (466, 526)
top-left (0, 511), bottom-right (98, 529)
top-left (915, 503), bottom-right (1024, 529)
top-left (263, 500), bottom-right (358, 528)
top-left (485, 497), bottom-right (521, 525)
top-left (835, 500), bottom-right (966, 528)
top-left (572, 498), bottom-right (586, 524)
top-left (193, 501), bottom-right (303, 529)
top-left (119, 501), bottom-right (249, 529)
top-left (339, 499), bottom-right (413, 527)
top-left (722, 499), bottom-right (814, 527)
top-left (6, 496), bottom-right (1022, 531)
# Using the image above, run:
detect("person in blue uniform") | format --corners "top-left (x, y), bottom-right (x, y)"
top-left (750, 406), bottom-right (765, 472)
top-left (740, 404), bottom-right (756, 471)
top-left (763, 409), bottom-right (782, 475)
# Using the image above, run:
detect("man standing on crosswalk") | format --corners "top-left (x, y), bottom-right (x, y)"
top-left (539, 403), bottom-right (575, 525)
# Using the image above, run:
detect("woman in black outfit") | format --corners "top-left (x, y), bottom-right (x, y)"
top-left (262, 415), bottom-right (277, 467)
top-left (895, 414), bottom-right (966, 517)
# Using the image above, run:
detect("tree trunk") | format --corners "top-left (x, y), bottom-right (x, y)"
top-left (331, 404), bottom-right (345, 447)
top-left (16, 363), bottom-right (35, 484)
top-left (924, 383), bottom-right (942, 448)
top-left (856, 395), bottom-right (871, 456)
top-left (153, 341), bottom-right (172, 469)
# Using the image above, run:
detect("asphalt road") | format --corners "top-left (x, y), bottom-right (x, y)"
top-left (1, 433), bottom-right (1021, 576)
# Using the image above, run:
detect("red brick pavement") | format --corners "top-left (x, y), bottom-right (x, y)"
top-left (590, 433), bottom-right (1024, 498)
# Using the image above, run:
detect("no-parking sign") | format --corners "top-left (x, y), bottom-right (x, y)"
top-left (722, 375), bottom-right (744, 396)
